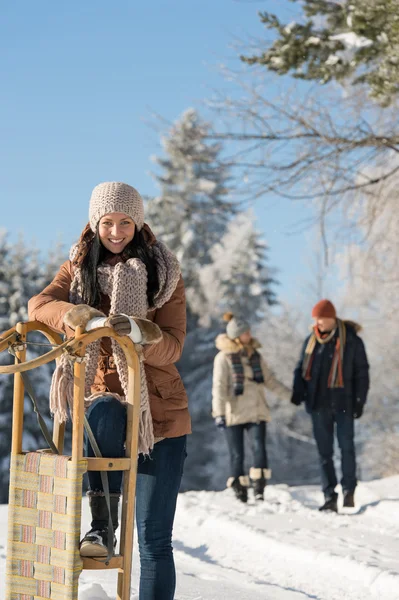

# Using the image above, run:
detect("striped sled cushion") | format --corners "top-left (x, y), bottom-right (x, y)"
top-left (6, 452), bottom-right (87, 600)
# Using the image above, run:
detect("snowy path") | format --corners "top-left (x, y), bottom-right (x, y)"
top-left (1, 476), bottom-right (399, 599)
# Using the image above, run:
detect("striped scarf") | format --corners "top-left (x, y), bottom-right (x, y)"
top-left (302, 319), bottom-right (346, 388)
top-left (229, 350), bottom-right (264, 396)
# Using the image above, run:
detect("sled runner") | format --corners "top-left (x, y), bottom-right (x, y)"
top-left (0, 320), bottom-right (141, 600)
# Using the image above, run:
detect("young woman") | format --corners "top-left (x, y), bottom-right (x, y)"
top-left (28, 181), bottom-right (190, 600)
top-left (212, 313), bottom-right (290, 503)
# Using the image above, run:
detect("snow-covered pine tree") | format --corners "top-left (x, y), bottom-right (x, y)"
top-left (0, 231), bottom-right (13, 494)
top-left (241, 0), bottom-right (399, 106)
top-left (337, 187), bottom-right (399, 480)
top-left (195, 211), bottom-right (277, 323)
top-left (0, 236), bottom-right (64, 501)
top-left (147, 108), bottom-right (237, 321)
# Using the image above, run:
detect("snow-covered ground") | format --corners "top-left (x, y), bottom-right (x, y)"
top-left (1, 476), bottom-right (399, 599)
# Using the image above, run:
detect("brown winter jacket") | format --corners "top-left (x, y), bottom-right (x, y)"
top-left (28, 228), bottom-right (191, 440)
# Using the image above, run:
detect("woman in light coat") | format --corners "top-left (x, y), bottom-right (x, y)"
top-left (212, 313), bottom-right (290, 502)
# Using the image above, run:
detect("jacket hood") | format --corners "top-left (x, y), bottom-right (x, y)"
top-left (215, 334), bottom-right (262, 354)
top-left (344, 320), bottom-right (362, 333)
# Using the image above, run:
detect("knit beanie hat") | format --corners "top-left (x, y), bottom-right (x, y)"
top-left (312, 299), bottom-right (337, 319)
top-left (89, 182), bottom-right (145, 232)
top-left (223, 312), bottom-right (250, 340)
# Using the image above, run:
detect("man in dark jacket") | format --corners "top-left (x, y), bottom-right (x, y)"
top-left (291, 299), bottom-right (369, 512)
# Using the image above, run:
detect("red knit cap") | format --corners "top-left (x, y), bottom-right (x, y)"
top-left (312, 299), bottom-right (336, 319)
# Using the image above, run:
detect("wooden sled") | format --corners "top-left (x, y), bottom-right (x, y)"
top-left (0, 320), bottom-right (141, 600)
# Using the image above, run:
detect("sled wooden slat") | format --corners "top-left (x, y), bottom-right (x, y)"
top-left (3, 321), bottom-right (141, 600)
top-left (0, 340), bottom-right (70, 374)
top-left (11, 322), bottom-right (27, 456)
top-left (86, 457), bottom-right (131, 471)
top-left (71, 327), bottom-right (86, 464)
top-left (82, 556), bottom-right (124, 570)
top-left (0, 330), bottom-right (18, 353)
top-left (118, 360), bottom-right (140, 599)
top-left (25, 320), bottom-right (64, 345)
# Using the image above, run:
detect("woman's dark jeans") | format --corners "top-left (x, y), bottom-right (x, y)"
top-left (85, 395), bottom-right (187, 600)
top-left (224, 421), bottom-right (268, 478)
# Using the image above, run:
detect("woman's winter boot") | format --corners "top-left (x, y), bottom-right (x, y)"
top-left (80, 494), bottom-right (120, 557)
top-left (249, 468), bottom-right (271, 501)
top-left (227, 476), bottom-right (249, 503)
top-left (249, 467), bottom-right (265, 501)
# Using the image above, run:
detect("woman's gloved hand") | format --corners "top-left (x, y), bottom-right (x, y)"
top-left (63, 304), bottom-right (105, 330)
top-left (64, 305), bottom-right (162, 345)
top-left (215, 416), bottom-right (226, 430)
top-left (104, 314), bottom-right (131, 336)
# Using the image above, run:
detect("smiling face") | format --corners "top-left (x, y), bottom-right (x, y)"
top-left (98, 212), bottom-right (136, 253)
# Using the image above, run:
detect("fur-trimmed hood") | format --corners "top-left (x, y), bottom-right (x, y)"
top-left (215, 334), bottom-right (262, 354)
top-left (344, 320), bottom-right (362, 334)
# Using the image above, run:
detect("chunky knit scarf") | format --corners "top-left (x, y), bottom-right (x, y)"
top-left (229, 350), bottom-right (264, 396)
top-left (50, 241), bottom-right (181, 455)
top-left (302, 319), bottom-right (347, 388)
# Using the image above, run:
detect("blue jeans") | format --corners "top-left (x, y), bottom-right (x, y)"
top-left (85, 396), bottom-right (187, 600)
top-left (311, 408), bottom-right (357, 498)
top-left (224, 422), bottom-right (268, 478)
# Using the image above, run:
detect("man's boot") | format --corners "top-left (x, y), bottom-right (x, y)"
top-left (80, 493), bottom-right (120, 557)
top-left (319, 492), bottom-right (338, 513)
top-left (343, 490), bottom-right (355, 508)
top-left (227, 476), bottom-right (249, 503)
top-left (249, 468), bottom-right (271, 501)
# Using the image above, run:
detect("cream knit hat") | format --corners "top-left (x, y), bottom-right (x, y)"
top-left (89, 182), bottom-right (145, 232)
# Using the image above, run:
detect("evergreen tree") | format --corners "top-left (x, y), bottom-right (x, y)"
top-left (241, 0), bottom-right (399, 106)
top-left (147, 108), bottom-right (237, 315)
top-left (196, 211), bottom-right (278, 324)
top-left (0, 231), bottom-right (13, 492)
top-left (0, 236), bottom-right (64, 501)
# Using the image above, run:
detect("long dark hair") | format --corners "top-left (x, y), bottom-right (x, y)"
top-left (74, 224), bottom-right (160, 309)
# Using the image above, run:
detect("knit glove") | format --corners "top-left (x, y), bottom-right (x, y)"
top-left (353, 398), bottom-right (364, 419)
top-left (215, 416), bottom-right (226, 430)
top-left (290, 392), bottom-right (303, 406)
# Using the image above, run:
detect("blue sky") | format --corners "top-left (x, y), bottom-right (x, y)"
top-left (1, 0), bottom-right (317, 304)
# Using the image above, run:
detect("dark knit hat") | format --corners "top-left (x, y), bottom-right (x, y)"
top-left (312, 299), bottom-right (336, 319)
top-left (223, 312), bottom-right (250, 340)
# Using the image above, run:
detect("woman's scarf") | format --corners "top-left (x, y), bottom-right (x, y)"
top-left (50, 241), bottom-right (181, 454)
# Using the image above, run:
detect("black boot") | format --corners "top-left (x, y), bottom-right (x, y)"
top-left (343, 490), bottom-right (355, 508)
top-left (319, 492), bottom-right (338, 513)
top-left (80, 494), bottom-right (120, 558)
top-left (227, 476), bottom-right (248, 503)
top-left (249, 468), bottom-right (267, 501)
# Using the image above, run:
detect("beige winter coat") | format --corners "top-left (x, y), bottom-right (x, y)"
top-left (212, 335), bottom-right (291, 426)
